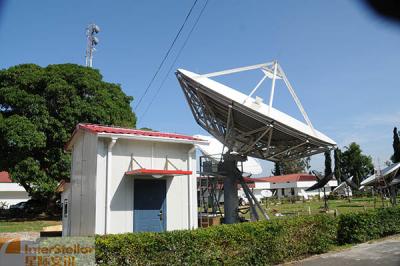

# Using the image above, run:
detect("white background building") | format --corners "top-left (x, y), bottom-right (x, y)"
top-left (62, 124), bottom-right (205, 236)
top-left (0, 172), bottom-right (30, 208)
top-left (243, 174), bottom-right (337, 200)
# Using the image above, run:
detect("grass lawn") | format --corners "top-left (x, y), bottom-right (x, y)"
top-left (259, 197), bottom-right (394, 219)
top-left (0, 220), bottom-right (61, 233)
top-left (200, 197), bottom-right (397, 222)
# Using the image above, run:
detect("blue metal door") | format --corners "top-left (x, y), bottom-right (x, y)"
top-left (134, 179), bottom-right (166, 232)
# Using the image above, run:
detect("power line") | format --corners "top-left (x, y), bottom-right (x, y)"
top-left (140, 0), bottom-right (209, 120)
top-left (134, 0), bottom-right (199, 111)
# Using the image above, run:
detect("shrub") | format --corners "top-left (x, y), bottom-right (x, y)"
top-left (95, 207), bottom-right (400, 265)
top-left (337, 207), bottom-right (400, 244)
top-left (95, 215), bottom-right (337, 265)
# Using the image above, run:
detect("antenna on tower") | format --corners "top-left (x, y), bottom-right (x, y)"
top-left (85, 23), bottom-right (100, 67)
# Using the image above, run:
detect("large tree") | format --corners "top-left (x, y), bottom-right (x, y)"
top-left (341, 142), bottom-right (374, 186)
top-left (277, 157), bottom-right (311, 175)
top-left (0, 64), bottom-right (136, 200)
top-left (391, 127), bottom-right (400, 163)
top-left (271, 162), bottom-right (282, 176)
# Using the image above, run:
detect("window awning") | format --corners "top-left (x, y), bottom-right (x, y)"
top-left (125, 168), bottom-right (192, 177)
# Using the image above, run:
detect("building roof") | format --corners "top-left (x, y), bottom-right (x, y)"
top-left (244, 173), bottom-right (316, 184)
top-left (66, 123), bottom-right (206, 150)
top-left (56, 180), bottom-right (67, 193)
top-left (0, 172), bottom-right (12, 183)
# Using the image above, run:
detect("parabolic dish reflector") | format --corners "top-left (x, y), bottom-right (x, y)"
top-left (333, 176), bottom-right (357, 192)
top-left (194, 134), bottom-right (263, 175)
top-left (306, 172), bottom-right (334, 191)
top-left (176, 62), bottom-right (336, 162)
top-left (361, 162), bottom-right (400, 186)
top-left (332, 180), bottom-right (347, 193)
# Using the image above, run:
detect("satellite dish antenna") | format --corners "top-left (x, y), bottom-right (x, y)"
top-left (361, 162), bottom-right (400, 187)
top-left (305, 171), bottom-right (334, 191)
top-left (361, 162), bottom-right (400, 206)
top-left (343, 176), bottom-right (359, 190)
top-left (306, 170), bottom-right (334, 210)
top-left (333, 176), bottom-right (355, 198)
top-left (194, 134), bottom-right (263, 175)
top-left (261, 190), bottom-right (272, 198)
top-left (176, 61), bottom-right (336, 223)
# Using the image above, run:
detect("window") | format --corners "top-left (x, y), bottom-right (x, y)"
top-left (63, 199), bottom-right (68, 218)
top-left (281, 188), bottom-right (285, 196)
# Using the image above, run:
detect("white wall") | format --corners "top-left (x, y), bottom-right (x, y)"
top-left (66, 133), bottom-right (198, 236)
top-left (249, 180), bottom-right (338, 199)
top-left (61, 184), bottom-right (71, 236)
top-left (95, 139), bottom-right (107, 234)
top-left (0, 183), bottom-right (30, 208)
top-left (69, 131), bottom-right (98, 236)
top-left (97, 138), bottom-right (197, 234)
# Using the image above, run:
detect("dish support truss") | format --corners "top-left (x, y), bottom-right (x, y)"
top-left (198, 154), bottom-right (270, 225)
top-left (374, 166), bottom-right (400, 206)
top-left (177, 61), bottom-right (335, 162)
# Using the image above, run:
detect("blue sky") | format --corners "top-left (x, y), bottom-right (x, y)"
top-left (1, 0), bottom-right (400, 174)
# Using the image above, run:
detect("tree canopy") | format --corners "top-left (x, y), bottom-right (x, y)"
top-left (273, 157), bottom-right (311, 175)
top-left (334, 148), bottom-right (342, 182)
top-left (271, 162), bottom-right (282, 176)
top-left (391, 127), bottom-right (400, 163)
top-left (0, 64), bottom-right (136, 199)
top-left (324, 150), bottom-right (332, 178)
top-left (341, 142), bottom-right (374, 186)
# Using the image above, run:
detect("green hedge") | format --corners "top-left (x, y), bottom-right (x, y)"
top-left (95, 207), bottom-right (400, 265)
top-left (96, 215), bottom-right (337, 265)
top-left (337, 207), bottom-right (400, 244)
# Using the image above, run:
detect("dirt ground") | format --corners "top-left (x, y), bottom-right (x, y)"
top-left (0, 231), bottom-right (40, 241)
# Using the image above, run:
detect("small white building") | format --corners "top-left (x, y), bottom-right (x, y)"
top-left (62, 124), bottom-right (205, 236)
top-left (243, 174), bottom-right (338, 200)
top-left (0, 172), bottom-right (30, 208)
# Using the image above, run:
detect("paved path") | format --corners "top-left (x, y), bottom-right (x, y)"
top-left (288, 235), bottom-right (400, 266)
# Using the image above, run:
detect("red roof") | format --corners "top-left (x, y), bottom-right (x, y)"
top-left (80, 123), bottom-right (202, 141)
top-left (125, 169), bottom-right (192, 176)
top-left (0, 172), bottom-right (12, 183)
top-left (244, 173), bottom-right (316, 183)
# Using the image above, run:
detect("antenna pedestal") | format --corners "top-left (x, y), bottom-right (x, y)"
top-left (220, 158), bottom-right (241, 224)
top-left (220, 153), bottom-right (246, 224)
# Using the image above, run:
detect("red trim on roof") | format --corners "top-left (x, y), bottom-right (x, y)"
top-left (56, 180), bottom-right (68, 193)
top-left (79, 124), bottom-right (202, 141)
top-left (65, 123), bottom-right (204, 151)
top-left (0, 172), bottom-right (12, 183)
top-left (125, 169), bottom-right (192, 176)
top-left (244, 173), bottom-right (316, 183)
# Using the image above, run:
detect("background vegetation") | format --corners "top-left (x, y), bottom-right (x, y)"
top-left (95, 206), bottom-right (400, 265)
top-left (0, 64), bottom-right (136, 206)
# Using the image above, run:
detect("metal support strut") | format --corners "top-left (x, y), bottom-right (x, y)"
top-left (220, 152), bottom-right (270, 224)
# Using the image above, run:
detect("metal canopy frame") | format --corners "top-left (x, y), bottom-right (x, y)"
top-left (177, 61), bottom-right (335, 162)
